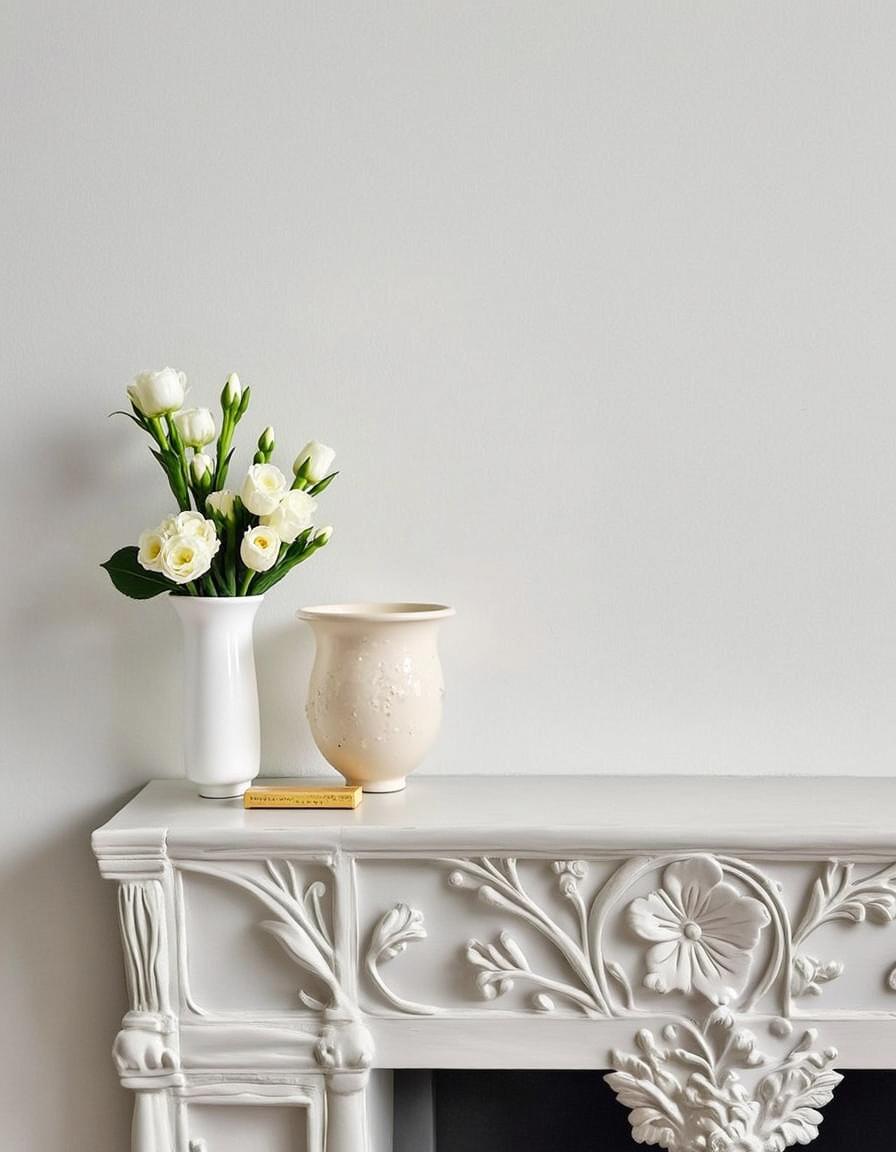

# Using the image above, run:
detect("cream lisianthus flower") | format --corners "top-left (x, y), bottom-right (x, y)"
top-left (240, 525), bottom-right (280, 572)
top-left (262, 489), bottom-right (317, 544)
top-left (127, 368), bottom-right (187, 418)
top-left (241, 463), bottom-right (288, 516)
top-left (172, 510), bottom-right (219, 554)
top-left (206, 489), bottom-right (236, 520)
top-left (137, 527), bottom-right (167, 572)
top-left (293, 440), bottom-right (335, 484)
top-left (160, 534), bottom-right (214, 584)
top-left (174, 407), bottom-right (216, 448)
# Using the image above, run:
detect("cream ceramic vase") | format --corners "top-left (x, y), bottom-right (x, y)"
top-left (171, 595), bottom-right (263, 798)
top-left (298, 603), bottom-right (454, 792)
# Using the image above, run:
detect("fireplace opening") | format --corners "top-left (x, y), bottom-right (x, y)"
top-left (392, 1069), bottom-right (894, 1151)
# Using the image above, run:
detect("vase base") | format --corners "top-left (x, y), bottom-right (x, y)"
top-left (196, 780), bottom-right (254, 799)
top-left (355, 776), bottom-right (407, 794)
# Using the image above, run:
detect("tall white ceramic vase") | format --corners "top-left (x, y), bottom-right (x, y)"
top-left (298, 603), bottom-right (455, 793)
top-left (171, 595), bottom-right (263, 798)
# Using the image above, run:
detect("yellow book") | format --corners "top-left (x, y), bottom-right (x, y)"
top-left (243, 785), bottom-right (362, 810)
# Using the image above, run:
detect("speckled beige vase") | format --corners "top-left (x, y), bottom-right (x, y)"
top-left (298, 603), bottom-right (454, 792)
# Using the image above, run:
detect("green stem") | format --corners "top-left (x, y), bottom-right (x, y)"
top-left (202, 574), bottom-right (218, 597)
top-left (225, 521), bottom-right (238, 595)
top-left (238, 569), bottom-right (254, 596)
top-left (212, 413), bottom-right (233, 491)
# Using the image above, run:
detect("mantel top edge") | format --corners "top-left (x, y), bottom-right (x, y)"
top-left (91, 774), bottom-right (896, 854)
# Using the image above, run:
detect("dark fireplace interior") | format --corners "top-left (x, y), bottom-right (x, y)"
top-left (393, 1069), bottom-right (893, 1151)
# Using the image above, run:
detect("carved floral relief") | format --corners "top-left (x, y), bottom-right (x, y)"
top-left (627, 856), bottom-right (770, 1000)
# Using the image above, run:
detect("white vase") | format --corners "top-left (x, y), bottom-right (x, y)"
top-left (298, 603), bottom-right (455, 792)
top-left (171, 595), bottom-right (263, 798)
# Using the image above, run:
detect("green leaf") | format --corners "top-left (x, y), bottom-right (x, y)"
top-left (307, 471), bottom-right (339, 497)
top-left (101, 546), bottom-right (176, 600)
top-left (108, 409), bottom-right (147, 429)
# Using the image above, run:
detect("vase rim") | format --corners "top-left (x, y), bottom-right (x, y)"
top-left (298, 601), bottom-right (454, 623)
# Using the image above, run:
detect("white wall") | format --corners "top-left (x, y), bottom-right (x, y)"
top-left (3, 2), bottom-right (896, 1146)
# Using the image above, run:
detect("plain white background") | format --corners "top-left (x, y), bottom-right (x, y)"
top-left (2, 2), bottom-right (896, 1146)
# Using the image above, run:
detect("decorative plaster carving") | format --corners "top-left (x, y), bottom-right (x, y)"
top-left (443, 856), bottom-right (609, 1015)
top-left (606, 1010), bottom-right (842, 1151)
top-left (788, 859), bottom-right (896, 1000)
top-left (366, 904), bottom-right (442, 1015)
top-left (436, 852), bottom-right (850, 1143)
top-left (315, 1017), bottom-right (374, 1073)
top-left (627, 856), bottom-right (770, 999)
top-left (97, 785), bottom-right (896, 1152)
top-left (118, 880), bottom-right (171, 1016)
top-left (176, 858), bottom-right (354, 1016)
top-left (113, 1015), bottom-right (178, 1079)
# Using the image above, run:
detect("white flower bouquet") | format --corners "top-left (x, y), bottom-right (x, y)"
top-left (102, 368), bottom-right (336, 598)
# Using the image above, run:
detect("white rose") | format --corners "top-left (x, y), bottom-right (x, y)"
top-left (261, 489), bottom-right (317, 544)
top-left (190, 453), bottom-right (214, 485)
top-left (240, 525), bottom-right (281, 572)
top-left (174, 407), bottom-right (216, 448)
top-left (137, 528), bottom-right (166, 572)
top-left (127, 367), bottom-right (187, 418)
top-left (160, 534), bottom-right (214, 584)
top-left (292, 440), bottom-right (336, 484)
top-left (206, 489), bottom-right (236, 519)
top-left (241, 463), bottom-right (288, 516)
top-left (173, 510), bottom-right (219, 553)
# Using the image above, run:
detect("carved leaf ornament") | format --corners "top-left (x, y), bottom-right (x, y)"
top-left (606, 1011), bottom-right (842, 1152)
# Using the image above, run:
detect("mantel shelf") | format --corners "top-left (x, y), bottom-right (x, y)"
top-left (95, 773), bottom-right (896, 854)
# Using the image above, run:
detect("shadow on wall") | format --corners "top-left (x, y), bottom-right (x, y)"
top-left (0, 787), bottom-right (140, 1147)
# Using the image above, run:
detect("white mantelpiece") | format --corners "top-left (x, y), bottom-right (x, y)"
top-left (93, 775), bottom-right (896, 1151)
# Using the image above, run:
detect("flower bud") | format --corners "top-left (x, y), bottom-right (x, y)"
top-left (240, 525), bottom-right (280, 572)
top-left (314, 525), bottom-right (333, 545)
top-left (190, 452), bottom-right (214, 489)
top-left (206, 489), bottom-right (236, 521)
top-left (293, 441), bottom-right (336, 484)
top-left (175, 407), bottom-right (216, 448)
top-left (258, 426), bottom-right (275, 454)
top-left (127, 367), bottom-right (187, 418)
top-left (221, 372), bottom-right (242, 409)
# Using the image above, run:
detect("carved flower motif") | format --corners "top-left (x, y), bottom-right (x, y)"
top-left (627, 856), bottom-right (770, 1000)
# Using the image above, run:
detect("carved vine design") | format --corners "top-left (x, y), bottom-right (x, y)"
top-left (176, 858), bottom-right (353, 1016)
top-left (790, 860), bottom-right (896, 999)
top-left (366, 904), bottom-right (442, 1015)
top-left (606, 1009), bottom-right (842, 1151)
top-left (365, 852), bottom-right (896, 1149)
top-left (442, 857), bottom-right (610, 1015)
top-left (434, 854), bottom-right (790, 1019)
